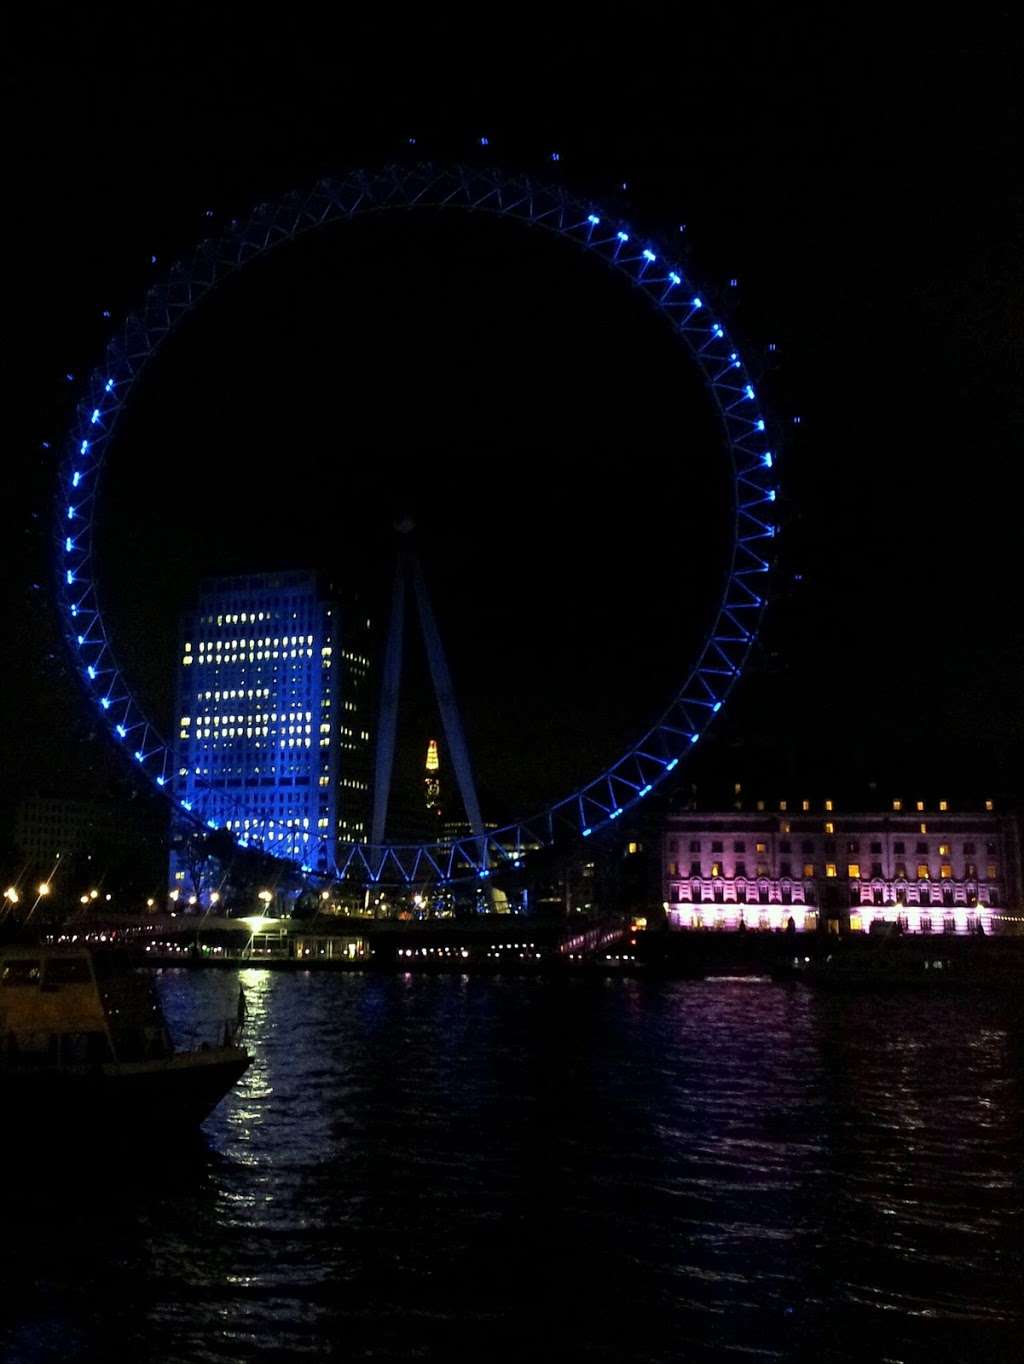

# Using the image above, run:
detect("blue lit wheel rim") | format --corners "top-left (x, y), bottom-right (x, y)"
top-left (55, 163), bottom-right (778, 885)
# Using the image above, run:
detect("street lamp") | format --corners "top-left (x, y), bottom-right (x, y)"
top-left (3, 887), bottom-right (18, 905)
top-left (37, 882), bottom-right (51, 897)
top-left (89, 889), bottom-right (99, 900)
top-left (209, 891), bottom-right (220, 906)
top-left (146, 897), bottom-right (155, 908)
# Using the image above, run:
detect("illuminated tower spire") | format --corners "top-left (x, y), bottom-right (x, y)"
top-left (425, 738), bottom-right (441, 821)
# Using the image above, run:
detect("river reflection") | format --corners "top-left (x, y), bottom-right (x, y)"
top-left (2, 972), bottom-right (1022, 1361)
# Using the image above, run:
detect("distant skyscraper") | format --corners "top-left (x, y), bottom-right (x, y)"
top-left (14, 795), bottom-right (123, 870)
top-left (169, 571), bottom-right (370, 890)
top-left (424, 738), bottom-right (441, 824)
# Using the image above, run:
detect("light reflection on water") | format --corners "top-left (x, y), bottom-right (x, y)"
top-left (1, 972), bottom-right (1022, 1362)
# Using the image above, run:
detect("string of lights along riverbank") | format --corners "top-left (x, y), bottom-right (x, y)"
top-left (169, 573), bottom-right (371, 892)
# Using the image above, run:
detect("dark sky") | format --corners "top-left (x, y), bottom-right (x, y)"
top-left (4, 8), bottom-right (1022, 831)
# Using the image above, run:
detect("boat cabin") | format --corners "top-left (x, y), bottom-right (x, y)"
top-left (0, 946), bottom-right (171, 1069)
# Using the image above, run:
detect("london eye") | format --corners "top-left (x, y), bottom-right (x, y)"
top-left (54, 161), bottom-right (778, 886)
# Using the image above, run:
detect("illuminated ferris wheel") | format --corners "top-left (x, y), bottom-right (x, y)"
top-left (54, 161), bottom-right (778, 886)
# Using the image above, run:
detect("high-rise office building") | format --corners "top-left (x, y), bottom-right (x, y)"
top-left (169, 571), bottom-right (370, 890)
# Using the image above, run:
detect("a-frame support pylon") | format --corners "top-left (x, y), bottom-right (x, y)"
top-left (370, 534), bottom-right (486, 855)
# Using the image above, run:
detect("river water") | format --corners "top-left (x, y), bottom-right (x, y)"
top-left (2, 970), bottom-right (1022, 1362)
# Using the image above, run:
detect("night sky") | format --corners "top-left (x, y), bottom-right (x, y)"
top-left (4, 10), bottom-right (1021, 834)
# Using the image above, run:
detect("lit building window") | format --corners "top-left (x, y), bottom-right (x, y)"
top-left (985, 800), bottom-right (994, 812)
top-left (710, 862), bottom-right (722, 877)
top-left (824, 821), bottom-right (834, 834)
top-left (917, 864), bottom-right (929, 880)
top-left (802, 800), bottom-right (810, 812)
top-left (920, 823), bottom-right (927, 835)
top-left (939, 800), bottom-right (948, 812)
top-left (987, 864), bottom-right (998, 880)
top-left (803, 863), bottom-right (814, 878)
top-left (940, 865), bottom-right (952, 879)
top-left (779, 800), bottom-right (787, 812)
top-left (916, 801), bottom-right (924, 812)
top-left (825, 799), bottom-right (833, 812)
top-left (627, 841), bottom-right (640, 855)
top-left (893, 799), bottom-right (902, 811)
top-left (848, 863), bottom-right (861, 879)
top-left (825, 863), bottom-right (837, 878)
top-left (755, 842), bottom-right (766, 854)
top-left (938, 843), bottom-right (950, 857)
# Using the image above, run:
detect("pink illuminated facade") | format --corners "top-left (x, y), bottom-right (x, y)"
top-left (663, 801), bottom-right (1022, 934)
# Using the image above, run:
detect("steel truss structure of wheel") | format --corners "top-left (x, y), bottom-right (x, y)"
top-left (55, 162), bottom-right (778, 886)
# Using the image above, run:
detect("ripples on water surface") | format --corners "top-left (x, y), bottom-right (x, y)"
top-left (2, 973), bottom-right (1022, 1362)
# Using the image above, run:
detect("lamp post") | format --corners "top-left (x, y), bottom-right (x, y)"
top-left (2, 886), bottom-right (19, 921)
top-left (24, 879), bottom-right (54, 925)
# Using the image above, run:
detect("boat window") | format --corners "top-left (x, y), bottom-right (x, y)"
top-left (43, 957), bottom-right (91, 986)
top-left (2, 960), bottom-right (41, 987)
top-left (114, 1029), bottom-right (146, 1063)
top-left (61, 1032), bottom-right (111, 1064)
top-left (9, 1032), bottom-right (58, 1065)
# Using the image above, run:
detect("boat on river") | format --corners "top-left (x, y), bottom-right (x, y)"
top-left (0, 944), bottom-right (250, 1135)
top-left (773, 941), bottom-right (1024, 992)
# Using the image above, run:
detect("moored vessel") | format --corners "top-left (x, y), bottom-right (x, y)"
top-left (0, 944), bottom-right (250, 1137)
top-left (772, 940), bottom-right (1024, 991)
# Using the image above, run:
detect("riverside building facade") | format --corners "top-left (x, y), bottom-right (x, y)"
top-left (169, 572), bottom-right (370, 889)
top-left (663, 800), bottom-right (1021, 934)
